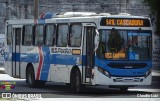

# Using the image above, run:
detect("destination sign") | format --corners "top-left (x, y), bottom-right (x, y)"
top-left (100, 18), bottom-right (150, 27)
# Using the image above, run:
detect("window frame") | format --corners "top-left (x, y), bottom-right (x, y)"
top-left (44, 24), bottom-right (56, 46)
top-left (33, 24), bottom-right (45, 46)
top-left (22, 25), bottom-right (33, 46)
top-left (56, 24), bottom-right (69, 47)
top-left (68, 23), bottom-right (82, 47)
top-left (6, 25), bottom-right (12, 46)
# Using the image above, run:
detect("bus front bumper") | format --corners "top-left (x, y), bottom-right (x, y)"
top-left (94, 70), bottom-right (152, 86)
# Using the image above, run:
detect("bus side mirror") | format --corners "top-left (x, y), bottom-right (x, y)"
top-left (94, 29), bottom-right (99, 51)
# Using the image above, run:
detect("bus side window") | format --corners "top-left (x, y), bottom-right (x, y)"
top-left (57, 24), bottom-right (68, 47)
top-left (45, 24), bottom-right (55, 46)
top-left (7, 25), bottom-right (12, 45)
top-left (69, 24), bottom-right (82, 47)
top-left (22, 25), bottom-right (33, 46)
top-left (34, 25), bottom-right (44, 46)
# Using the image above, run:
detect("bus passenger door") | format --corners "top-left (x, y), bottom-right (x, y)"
top-left (12, 26), bottom-right (22, 77)
top-left (82, 24), bottom-right (95, 83)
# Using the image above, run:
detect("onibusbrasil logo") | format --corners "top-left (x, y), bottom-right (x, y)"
top-left (0, 81), bottom-right (16, 90)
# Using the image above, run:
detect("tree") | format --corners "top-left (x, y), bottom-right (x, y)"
top-left (144, 0), bottom-right (160, 35)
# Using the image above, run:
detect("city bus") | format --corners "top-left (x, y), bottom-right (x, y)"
top-left (4, 12), bottom-right (152, 92)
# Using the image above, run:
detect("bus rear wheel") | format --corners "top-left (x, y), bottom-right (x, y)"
top-left (26, 66), bottom-right (36, 88)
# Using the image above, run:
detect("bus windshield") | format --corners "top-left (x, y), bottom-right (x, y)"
top-left (97, 29), bottom-right (152, 60)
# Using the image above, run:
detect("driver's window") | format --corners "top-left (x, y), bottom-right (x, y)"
top-left (107, 29), bottom-right (124, 53)
top-left (98, 29), bottom-right (127, 59)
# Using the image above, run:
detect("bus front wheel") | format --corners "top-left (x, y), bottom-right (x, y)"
top-left (71, 69), bottom-right (82, 93)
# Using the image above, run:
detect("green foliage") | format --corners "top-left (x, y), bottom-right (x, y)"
top-left (144, 0), bottom-right (160, 34)
top-left (144, 0), bottom-right (160, 13)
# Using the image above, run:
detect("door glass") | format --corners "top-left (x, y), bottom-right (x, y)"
top-left (15, 28), bottom-right (21, 45)
top-left (86, 27), bottom-right (95, 78)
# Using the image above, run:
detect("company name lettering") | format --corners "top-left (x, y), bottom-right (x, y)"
top-left (51, 48), bottom-right (72, 54)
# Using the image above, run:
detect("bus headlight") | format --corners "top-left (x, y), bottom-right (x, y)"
top-left (145, 69), bottom-right (152, 78)
top-left (98, 67), bottom-right (111, 78)
top-left (104, 70), bottom-right (110, 77)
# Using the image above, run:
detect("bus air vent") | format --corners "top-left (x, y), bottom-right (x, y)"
top-left (107, 63), bottom-right (147, 69)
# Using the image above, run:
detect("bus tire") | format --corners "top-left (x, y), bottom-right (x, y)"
top-left (26, 66), bottom-right (36, 88)
top-left (71, 69), bottom-right (82, 93)
top-left (66, 83), bottom-right (71, 87)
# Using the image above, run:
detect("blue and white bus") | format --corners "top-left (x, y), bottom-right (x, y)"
top-left (4, 12), bottom-right (152, 92)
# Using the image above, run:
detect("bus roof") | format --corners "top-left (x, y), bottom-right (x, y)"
top-left (6, 12), bottom-right (150, 25)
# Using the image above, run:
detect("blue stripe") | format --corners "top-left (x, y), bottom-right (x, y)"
top-left (38, 19), bottom-right (45, 24)
top-left (12, 53), bottom-right (20, 61)
top-left (51, 54), bottom-right (66, 65)
top-left (40, 47), bottom-right (50, 81)
top-left (11, 52), bottom-right (84, 65)
top-left (21, 53), bottom-right (39, 63)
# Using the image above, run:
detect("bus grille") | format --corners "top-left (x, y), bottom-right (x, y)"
top-left (107, 63), bottom-right (147, 69)
top-left (113, 78), bottom-right (143, 82)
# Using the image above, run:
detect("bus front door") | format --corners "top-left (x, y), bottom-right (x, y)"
top-left (12, 26), bottom-right (22, 77)
top-left (83, 25), bottom-right (95, 83)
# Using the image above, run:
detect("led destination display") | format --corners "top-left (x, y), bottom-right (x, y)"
top-left (100, 18), bottom-right (150, 27)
